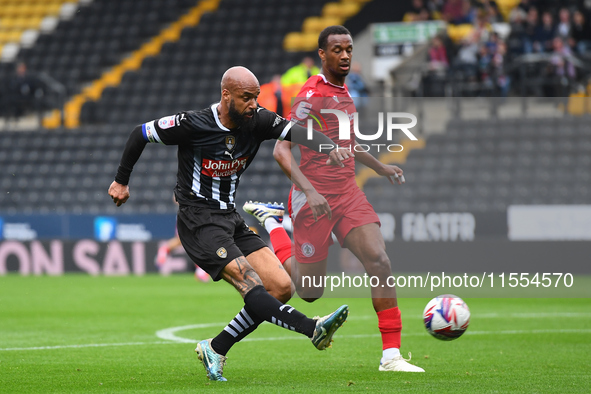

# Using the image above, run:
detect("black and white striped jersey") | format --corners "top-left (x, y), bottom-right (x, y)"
top-left (142, 103), bottom-right (292, 210)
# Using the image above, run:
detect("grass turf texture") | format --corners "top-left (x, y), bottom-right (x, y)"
top-left (0, 275), bottom-right (590, 393)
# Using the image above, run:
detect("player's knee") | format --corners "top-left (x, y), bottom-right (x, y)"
top-left (364, 250), bottom-right (392, 275)
top-left (268, 277), bottom-right (292, 303)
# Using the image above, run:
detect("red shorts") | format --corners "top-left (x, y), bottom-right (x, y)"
top-left (288, 186), bottom-right (380, 263)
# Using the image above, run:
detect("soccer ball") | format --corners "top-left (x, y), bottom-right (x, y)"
top-left (423, 294), bottom-right (470, 341)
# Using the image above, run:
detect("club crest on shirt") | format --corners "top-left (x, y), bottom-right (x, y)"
top-left (216, 247), bottom-right (228, 259)
top-left (225, 136), bottom-right (236, 151)
top-left (301, 243), bottom-right (315, 258)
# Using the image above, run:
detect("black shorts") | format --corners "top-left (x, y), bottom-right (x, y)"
top-left (176, 204), bottom-right (267, 281)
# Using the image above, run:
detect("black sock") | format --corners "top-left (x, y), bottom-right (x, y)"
top-left (211, 305), bottom-right (262, 356)
top-left (243, 285), bottom-right (316, 338)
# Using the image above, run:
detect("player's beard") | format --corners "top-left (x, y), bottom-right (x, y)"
top-left (229, 99), bottom-right (255, 132)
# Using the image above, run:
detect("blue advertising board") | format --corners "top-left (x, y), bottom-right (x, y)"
top-left (0, 214), bottom-right (177, 241)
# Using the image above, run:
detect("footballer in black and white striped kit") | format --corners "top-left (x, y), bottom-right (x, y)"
top-left (108, 66), bottom-right (351, 382)
top-left (139, 103), bottom-right (293, 210)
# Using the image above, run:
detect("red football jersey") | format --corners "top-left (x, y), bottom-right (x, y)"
top-left (289, 74), bottom-right (357, 194)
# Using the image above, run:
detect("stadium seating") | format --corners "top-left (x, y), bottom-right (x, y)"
top-left (363, 116), bottom-right (591, 214)
top-left (1, 0), bottom-right (343, 214)
top-left (79, 0), bottom-right (332, 126)
top-left (0, 0), bottom-right (197, 104)
top-left (4, 0), bottom-right (588, 217)
top-left (0, 124), bottom-right (291, 214)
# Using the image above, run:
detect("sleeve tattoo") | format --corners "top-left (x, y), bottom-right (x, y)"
top-left (228, 256), bottom-right (263, 297)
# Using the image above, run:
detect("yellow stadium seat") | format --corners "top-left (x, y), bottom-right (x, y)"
top-left (43, 3), bottom-right (63, 15)
top-left (447, 24), bottom-right (474, 43)
top-left (300, 32), bottom-right (319, 51)
top-left (283, 32), bottom-right (305, 52)
top-left (302, 16), bottom-right (325, 34)
top-left (496, 0), bottom-right (520, 21)
top-left (0, 30), bottom-right (21, 43)
top-left (322, 1), bottom-right (360, 19)
top-left (0, 5), bottom-right (17, 17)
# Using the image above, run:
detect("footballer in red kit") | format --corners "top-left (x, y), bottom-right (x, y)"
top-left (288, 74), bottom-right (379, 264)
top-left (244, 26), bottom-right (425, 373)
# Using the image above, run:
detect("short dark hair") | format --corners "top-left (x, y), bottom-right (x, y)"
top-left (318, 25), bottom-right (351, 50)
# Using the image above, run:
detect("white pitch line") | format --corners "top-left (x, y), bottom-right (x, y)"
top-left (3, 327), bottom-right (591, 352)
top-left (155, 323), bottom-right (225, 343)
top-left (0, 341), bottom-right (172, 351)
top-left (3, 312), bottom-right (591, 352)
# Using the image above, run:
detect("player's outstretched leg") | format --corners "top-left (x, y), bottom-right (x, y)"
top-left (243, 200), bottom-right (285, 226)
top-left (195, 256), bottom-right (348, 381)
top-left (195, 339), bottom-right (227, 381)
top-left (311, 304), bottom-right (349, 350)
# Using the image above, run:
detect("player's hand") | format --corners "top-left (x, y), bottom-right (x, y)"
top-left (108, 181), bottom-right (130, 206)
top-left (326, 147), bottom-right (354, 167)
top-left (376, 164), bottom-right (405, 185)
top-left (305, 189), bottom-right (332, 221)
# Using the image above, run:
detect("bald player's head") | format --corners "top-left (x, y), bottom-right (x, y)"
top-left (221, 66), bottom-right (260, 94)
top-left (219, 66), bottom-right (260, 130)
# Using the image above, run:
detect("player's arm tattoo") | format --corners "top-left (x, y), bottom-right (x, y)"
top-left (228, 256), bottom-right (263, 297)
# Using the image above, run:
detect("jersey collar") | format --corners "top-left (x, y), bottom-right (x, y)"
top-left (211, 103), bottom-right (230, 131)
top-left (318, 73), bottom-right (346, 89)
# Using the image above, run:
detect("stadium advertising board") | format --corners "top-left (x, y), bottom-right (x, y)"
top-left (0, 240), bottom-right (190, 275)
top-left (508, 205), bottom-right (591, 240)
top-left (371, 20), bottom-right (444, 80)
top-left (0, 214), bottom-right (176, 241)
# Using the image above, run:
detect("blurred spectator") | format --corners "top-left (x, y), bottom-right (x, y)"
top-left (477, 0), bottom-right (502, 23)
top-left (516, 0), bottom-right (532, 13)
top-left (550, 37), bottom-right (575, 78)
top-left (404, 0), bottom-right (432, 21)
top-left (533, 11), bottom-right (556, 52)
top-left (556, 8), bottom-right (572, 40)
top-left (570, 10), bottom-right (591, 54)
top-left (492, 41), bottom-right (510, 96)
top-left (549, 37), bottom-right (575, 95)
top-left (523, 7), bottom-right (539, 53)
top-left (6, 62), bottom-right (42, 120)
top-left (258, 75), bottom-right (284, 117)
top-left (280, 57), bottom-right (320, 116)
top-left (424, 36), bottom-right (449, 96)
top-left (486, 31), bottom-right (500, 53)
top-left (346, 62), bottom-right (370, 109)
top-left (453, 31), bottom-right (481, 82)
top-left (429, 36), bottom-right (449, 71)
top-left (443, 0), bottom-right (475, 25)
top-left (478, 44), bottom-right (493, 88)
top-left (280, 56), bottom-right (320, 86)
top-left (426, 0), bottom-right (446, 17)
top-left (507, 8), bottom-right (527, 56)
top-left (472, 11), bottom-right (493, 45)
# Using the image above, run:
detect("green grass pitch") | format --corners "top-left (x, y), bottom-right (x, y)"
top-left (1, 275), bottom-right (590, 393)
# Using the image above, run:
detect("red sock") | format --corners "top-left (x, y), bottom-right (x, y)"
top-left (377, 307), bottom-right (402, 350)
top-left (269, 227), bottom-right (293, 265)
